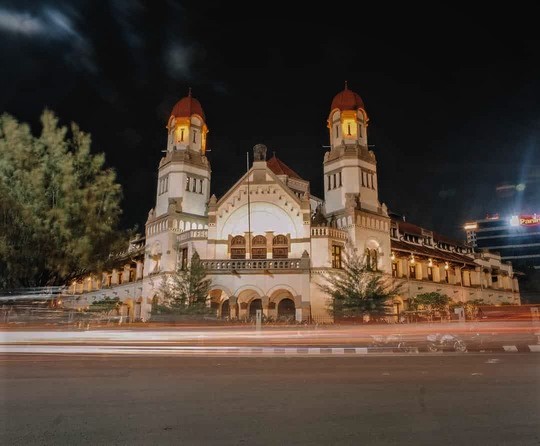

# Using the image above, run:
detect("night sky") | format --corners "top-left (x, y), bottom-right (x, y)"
top-left (1, 1), bottom-right (539, 241)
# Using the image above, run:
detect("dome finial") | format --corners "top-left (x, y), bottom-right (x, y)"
top-left (188, 87), bottom-right (192, 97)
top-left (344, 80), bottom-right (348, 90)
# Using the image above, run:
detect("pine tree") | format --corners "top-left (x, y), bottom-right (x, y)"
top-left (157, 251), bottom-right (212, 315)
top-left (318, 246), bottom-right (403, 321)
top-left (0, 110), bottom-right (123, 288)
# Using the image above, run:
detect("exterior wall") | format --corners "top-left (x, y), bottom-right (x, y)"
top-left (155, 161), bottom-right (210, 217)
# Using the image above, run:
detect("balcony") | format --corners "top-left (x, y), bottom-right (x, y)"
top-left (175, 229), bottom-right (208, 241)
top-left (200, 258), bottom-right (309, 272)
top-left (311, 226), bottom-right (348, 240)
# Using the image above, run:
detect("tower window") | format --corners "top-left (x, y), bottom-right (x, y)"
top-left (332, 245), bottom-right (342, 269)
top-left (180, 128), bottom-right (185, 142)
top-left (199, 179), bottom-right (203, 194)
top-left (347, 123), bottom-right (351, 136)
top-left (186, 177), bottom-right (190, 191)
top-left (192, 178), bottom-right (197, 192)
top-left (327, 175), bottom-right (331, 191)
top-left (338, 171), bottom-right (342, 187)
top-left (335, 125), bottom-right (339, 138)
top-left (332, 174), bottom-right (336, 189)
top-left (180, 247), bottom-right (188, 270)
top-left (192, 129), bottom-right (197, 143)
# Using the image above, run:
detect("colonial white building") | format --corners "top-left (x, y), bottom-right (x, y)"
top-left (67, 86), bottom-right (520, 321)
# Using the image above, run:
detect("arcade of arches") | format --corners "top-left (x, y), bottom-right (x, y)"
top-left (210, 288), bottom-right (300, 320)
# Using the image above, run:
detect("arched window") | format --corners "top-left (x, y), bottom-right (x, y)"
top-left (272, 235), bottom-right (288, 259)
top-left (231, 235), bottom-right (246, 259)
top-left (371, 249), bottom-right (378, 271)
top-left (251, 235), bottom-right (267, 259)
top-left (365, 248), bottom-right (371, 270)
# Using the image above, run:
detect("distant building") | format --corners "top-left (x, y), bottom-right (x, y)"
top-left (465, 213), bottom-right (540, 269)
top-left (65, 85), bottom-right (521, 321)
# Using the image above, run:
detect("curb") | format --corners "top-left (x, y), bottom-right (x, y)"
top-left (1, 344), bottom-right (539, 355)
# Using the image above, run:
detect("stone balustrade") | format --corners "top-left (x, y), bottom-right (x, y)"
top-left (201, 258), bottom-right (308, 271)
top-left (310, 226), bottom-right (348, 239)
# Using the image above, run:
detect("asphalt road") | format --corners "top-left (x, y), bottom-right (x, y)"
top-left (1, 354), bottom-right (539, 446)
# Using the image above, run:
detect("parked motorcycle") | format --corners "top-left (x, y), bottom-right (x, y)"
top-left (426, 333), bottom-right (467, 352)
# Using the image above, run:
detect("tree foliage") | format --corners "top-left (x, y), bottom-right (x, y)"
top-left (0, 110), bottom-right (123, 288)
top-left (89, 296), bottom-right (120, 314)
top-left (318, 247), bottom-right (403, 321)
top-left (155, 251), bottom-right (212, 315)
top-left (409, 292), bottom-right (451, 317)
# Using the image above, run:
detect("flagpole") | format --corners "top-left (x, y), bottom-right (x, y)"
top-left (246, 151), bottom-right (251, 259)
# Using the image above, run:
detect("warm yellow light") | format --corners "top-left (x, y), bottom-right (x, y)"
top-left (391, 252), bottom-right (395, 261)
top-left (428, 258), bottom-right (433, 267)
top-left (464, 223), bottom-right (477, 230)
top-left (410, 255), bottom-right (415, 265)
top-left (444, 262), bottom-right (449, 270)
top-left (174, 123), bottom-right (189, 143)
top-left (341, 110), bottom-right (358, 138)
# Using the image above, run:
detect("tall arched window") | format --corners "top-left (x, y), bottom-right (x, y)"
top-left (371, 249), bottom-right (378, 271)
top-left (231, 236), bottom-right (246, 259)
top-left (272, 235), bottom-right (289, 259)
top-left (365, 248), bottom-right (371, 270)
top-left (251, 235), bottom-right (267, 259)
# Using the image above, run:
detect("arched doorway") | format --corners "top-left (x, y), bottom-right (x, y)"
top-left (249, 298), bottom-right (262, 318)
top-left (220, 300), bottom-right (230, 319)
top-left (277, 298), bottom-right (295, 319)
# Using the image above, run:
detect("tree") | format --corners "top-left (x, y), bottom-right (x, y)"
top-left (409, 292), bottom-right (451, 320)
top-left (155, 251), bottom-right (212, 315)
top-left (0, 110), bottom-right (123, 288)
top-left (318, 247), bottom-right (403, 321)
top-left (89, 297), bottom-right (121, 315)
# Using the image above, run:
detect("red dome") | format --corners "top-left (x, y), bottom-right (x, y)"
top-left (330, 83), bottom-right (365, 113)
top-left (170, 93), bottom-right (205, 120)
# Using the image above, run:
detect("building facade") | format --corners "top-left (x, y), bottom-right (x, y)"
top-left (66, 86), bottom-right (520, 321)
top-left (465, 214), bottom-right (540, 270)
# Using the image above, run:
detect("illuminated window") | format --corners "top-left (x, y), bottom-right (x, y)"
top-left (427, 267), bottom-right (433, 281)
top-left (332, 245), bottom-right (342, 269)
top-left (231, 236), bottom-right (246, 259)
top-left (392, 263), bottom-right (398, 277)
top-left (335, 125), bottom-right (339, 138)
top-left (272, 235), bottom-right (288, 259)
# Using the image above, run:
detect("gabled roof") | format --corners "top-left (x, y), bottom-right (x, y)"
top-left (267, 155), bottom-right (303, 180)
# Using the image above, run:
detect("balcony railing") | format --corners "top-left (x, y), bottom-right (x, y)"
top-left (311, 226), bottom-right (348, 240)
top-left (201, 258), bottom-right (308, 272)
top-left (176, 229), bottom-right (208, 241)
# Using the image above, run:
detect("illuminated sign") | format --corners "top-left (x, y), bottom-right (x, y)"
top-left (510, 214), bottom-right (540, 227)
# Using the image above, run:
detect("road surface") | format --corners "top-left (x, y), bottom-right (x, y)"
top-left (1, 353), bottom-right (539, 445)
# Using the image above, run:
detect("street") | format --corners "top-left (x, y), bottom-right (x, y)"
top-left (1, 354), bottom-right (539, 445)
